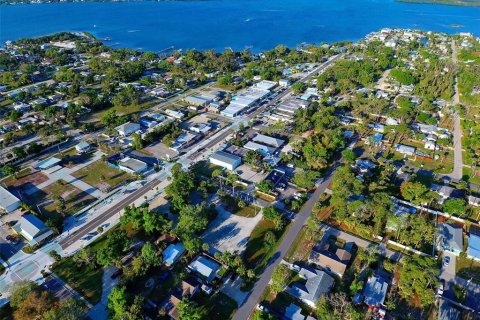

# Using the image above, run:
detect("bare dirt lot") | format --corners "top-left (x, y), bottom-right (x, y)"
top-left (203, 205), bottom-right (262, 255)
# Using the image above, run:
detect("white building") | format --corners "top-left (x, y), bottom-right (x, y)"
top-left (118, 157), bottom-right (148, 174)
top-left (115, 122), bottom-right (141, 136)
top-left (164, 109), bottom-right (185, 120)
top-left (0, 186), bottom-right (20, 214)
top-left (210, 150), bottom-right (241, 171)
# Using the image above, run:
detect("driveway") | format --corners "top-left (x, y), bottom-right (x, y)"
top-left (203, 205), bottom-right (262, 255)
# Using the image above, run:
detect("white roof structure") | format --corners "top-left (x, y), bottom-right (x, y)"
top-left (12, 214), bottom-right (52, 246)
top-left (188, 256), bottom-right (221, 282)
top-left (0, 186), bottom-right (20, 213)
top-left (244, 141), bottom-right (276, 156)
top-left (252, 133), bottom-right (285, 148)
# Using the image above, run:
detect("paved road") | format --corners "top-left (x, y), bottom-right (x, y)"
top-left (58, 178), bottom-right (161, 249)
top-left (449, 40), bottom-right (464, 181)
top-left (232, 170), bottom-right (335, 320)
top-left (318, 224), bottom-right (403, 262)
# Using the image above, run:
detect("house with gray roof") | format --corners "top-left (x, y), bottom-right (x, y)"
top-left (286, 266), bottom-right (334, 307)
top-left (188, 255), bottom-right (221, 283)
top-left (437, 223), bottom-right (463, 256)
top-left (363, 275), bottom-right (388, 308)
top-left (252, 133), bottom-right (285, 149)
top-left (12, 214), bottom-right (53, 246)
top-left (0, 186), bottom-right (20, 214)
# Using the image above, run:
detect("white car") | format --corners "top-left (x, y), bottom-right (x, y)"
top-left (437, 284), bottom-right (444, 296)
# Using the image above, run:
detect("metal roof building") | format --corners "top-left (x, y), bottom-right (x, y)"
top-left (252, 133), bottom-right (285, 148)
top-left (468, 225), bottom-right (480, 261)
top-left (12, 214), bottom-right (52, 246)
top-left (209, 150), bottom-right (241, 171)
top-left (188, 256), bottom-right (221, 283)
top-left (0, 186), bottom-right (20, 214)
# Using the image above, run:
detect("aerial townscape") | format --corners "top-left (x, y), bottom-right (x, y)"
top-left (1, 2), bottom-right (480, 320)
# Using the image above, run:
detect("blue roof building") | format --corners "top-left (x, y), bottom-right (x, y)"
top-left (163, 243), bottom-right (185, 267)
top-left (468, 225), bottom-right (480, 260)
top-left (363, 276), bottom-right (388, 308)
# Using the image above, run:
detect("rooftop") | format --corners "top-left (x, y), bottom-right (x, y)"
top-left (210, 150), bottom-right (241, 166)
top-left (0, 186), bottom-right (20, 211)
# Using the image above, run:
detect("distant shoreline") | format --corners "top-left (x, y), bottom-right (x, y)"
top-left (396, 0), bottom-right (480, 6)
top-left (0, 0), bottom-right (206, 5)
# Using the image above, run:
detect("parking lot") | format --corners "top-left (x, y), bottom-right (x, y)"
top-left (41, 275), bottom-right (78, 303)
top-left (0, 223), bottom-right (24, 260)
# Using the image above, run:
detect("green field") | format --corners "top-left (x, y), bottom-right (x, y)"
top-left (72, 160), bottom-right (134, 191)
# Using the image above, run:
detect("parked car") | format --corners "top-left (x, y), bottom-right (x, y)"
top-left (437, 283), bottom-right (444, 296)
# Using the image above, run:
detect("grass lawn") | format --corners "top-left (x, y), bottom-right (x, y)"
top-left (72, 160), bottom-right (134, 191)
top-left (30, 180), bottom-right (96, 218)
top-left (244, 219), bottom-right (289, 272)
top-left (88, 99), bottom-right (160, 121)
top-left (0, 168), bottom-right (33, 187)
top-left (192, 160), bottom-right (222, 178)
top-left (51, 226), bottom-right (118, 304)
top-left (60, 148), bottom-right (95, 168)
top-left (285, 226), bottom-right (322, 264)
top-left (234, 204), bottom-right (261, 218)
top-left (52, 257), bottom-right (104, 304)
top-left (463, 167), bottom-right (480, 185)
top-left (196, 292), bottom-right (238, 320)
top-left (456, 255), bottom-right (480, 284)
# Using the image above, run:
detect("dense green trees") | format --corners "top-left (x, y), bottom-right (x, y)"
top-left (390, 68), bottom-right (415, 85)
top-left (397, 256), bottom-right (439, 307)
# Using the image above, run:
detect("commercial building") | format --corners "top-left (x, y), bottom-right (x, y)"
top-left (170, 131), bottom-right (199, 152)
top-left (118, 157), bottom-right (148, 174)
top-left (164, 109), bottom-right (185, 120)
top-left (0, 186), bottom-right (20, 214)
top-left (209, 150), bottom-right (241, 171)
top-left (184, 95), bottom-right (212, 107)
top-left (252, 133), bottom-right (285, 149)
top-left (115, 122), bottom-right (141, 136)
top-left (12, 214), bottom-right (53, 246)
top-left (221, 87), bottom-right (270, 117)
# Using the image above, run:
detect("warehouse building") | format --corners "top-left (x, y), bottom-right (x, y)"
top-left (210, 150), bottom-right (241, 171)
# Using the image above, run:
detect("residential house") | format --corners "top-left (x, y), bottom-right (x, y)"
top-left (285, 266), bottom-right (335, 307)
top-left (308, 242), bottom-right (352, 277)
top-left (430, 184), bottom-right (463, 205)
top-left (12, 214), bottom-right (53, 246)
top-left (284, 303), bottom-right (315, 320)
top-left (209, 150), bottom-right (241, 171)
top-left (363, 276), bottom-right (389, 308)
top-left (468, 225), bottom-right (480, 261)
top-left (115, 122), bottom-right (141, 136)
top-left (468, 195), bottom-right (480, 207)
top-left (395, 144), bottom-right (416, 156)
top-left (0, 186), bottom-right (20, 214)
top-left (166, 278), bottom-right (200, 320)
top-left (437, 223), bottom-right (463, 256)
top-left (187, 255), bottom-right (221, 283)
top-left (75, 141), bottom-right (91, 153)
top-left (162, 242), bottom-right (185, 267)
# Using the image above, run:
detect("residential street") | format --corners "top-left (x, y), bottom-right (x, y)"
top-left (232, 168), bottom-right (335, 320)
top-left (449, 40), bottom-right (464, 181)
